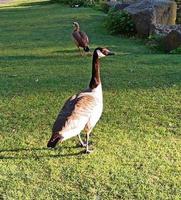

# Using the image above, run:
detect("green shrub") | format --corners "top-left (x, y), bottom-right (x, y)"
top-left (170, 47), bottom-right (181, 54)
top-left (146, 34), bottom-right (165, 52)
top-left (105, 8), bottom-right (136, 36)
top-left (100, 2), bottom-right (110, 13)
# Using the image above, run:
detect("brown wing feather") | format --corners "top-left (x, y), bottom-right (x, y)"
top-left (79, 31), bottom-right (89, 45)
top-left (72, 30), bottom-right (89, 48)
top-left (52, 92), bottom-right (96, 134)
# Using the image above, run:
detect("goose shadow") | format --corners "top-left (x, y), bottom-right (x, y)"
top-left (52, 49), bottom-right (76, 54)
top-left (52, 49), bottom-right (93, 56)
top-left (0, 146), bottom-right (87, 160)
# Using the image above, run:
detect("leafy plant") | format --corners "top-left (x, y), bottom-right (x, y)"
top-left (146, 34), bottom-right (165, 52)
top-left (100, 2), bottom-right (110, 13)
top-left (105, 8), bottom-right (136, 36)
top-left (170, 47), bottom-right (181, 54)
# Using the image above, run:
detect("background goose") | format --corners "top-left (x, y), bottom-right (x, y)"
top-left (47, 47), bottom-right (114, 153)
top-left (72, 22), bottom-right (90, 55)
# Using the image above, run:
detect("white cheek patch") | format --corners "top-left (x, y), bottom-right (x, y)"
top-left (97, 50), bottom-right (106, 58)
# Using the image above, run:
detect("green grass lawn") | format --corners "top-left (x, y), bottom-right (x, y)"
top-left (0, 1), bottom-right (181, 199)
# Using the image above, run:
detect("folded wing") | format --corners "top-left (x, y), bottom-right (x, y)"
top-left (52, 92), bottom-right (96, 140)
top-left (72, 31), bottom-right (89, 48)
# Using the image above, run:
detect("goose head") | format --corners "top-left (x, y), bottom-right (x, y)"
top-left (94, 47), bottom-right (115, 59)
top-left (73, 22), bottom-right (80, 30)
top-left (47, 132), bottom-right (64, 148)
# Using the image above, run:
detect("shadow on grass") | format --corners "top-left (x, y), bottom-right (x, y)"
top-left (0, 146), bottom-right (87, 160)
top-left (0, 55), bottom-right (65, 61)
top-left (52, 49), bottom-right (93, 57)
top-left (0, 52), bottom-right (90, 61)
top-left (52, 49), bottom-right (84, 54)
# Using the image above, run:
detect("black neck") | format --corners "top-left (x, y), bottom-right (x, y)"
top-left (89, 52), bottom-right (101, 89)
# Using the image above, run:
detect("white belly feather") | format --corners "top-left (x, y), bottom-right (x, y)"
top-left (87, 84), bottom-right (103, 130)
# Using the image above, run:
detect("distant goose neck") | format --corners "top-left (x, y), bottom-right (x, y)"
top-left (89, 52), bottom-right (101, 89)
top-left (74, 26), bottom-right (80, 31)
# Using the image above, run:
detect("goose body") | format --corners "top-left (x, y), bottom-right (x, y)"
top-left (72, 22), bottom-right (90, 53)
top-left (52, 84), bottom-right (103, 141)
top-left (47, 47), bottom-right (114, 153)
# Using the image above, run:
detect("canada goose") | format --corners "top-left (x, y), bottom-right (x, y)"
top-left (72, 22), bottom-right (90, 55)
top-left (47, 47), bottom-right (114, 153)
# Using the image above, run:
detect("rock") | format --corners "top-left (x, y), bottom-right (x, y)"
top-left (124, 0), bottom-right (177, 37)
top-left (128, 6), bottom-right (155, 37)
top-left (106, 0), bottom-right (117, 7)
top-left (151, 23), bottom-right (181, 35)
top-left (155, 1), bottom-right (177, 25)
top-left (176, 0), bottom-right (181, 23)
top-left (177, 8), bottom-right (181, 23)
top-left (163, 30), bottom-right (181, 52)
top-left (151, 24), bottom-right (181, 52)
top-left (114, 3), bottom-right (130, 10)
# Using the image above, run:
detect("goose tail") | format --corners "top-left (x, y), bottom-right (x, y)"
top-left (83, 46), bottom-right (90, 52)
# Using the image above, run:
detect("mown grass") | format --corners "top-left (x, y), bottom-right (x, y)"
top-left (0, 1), bottom-right (181, 199)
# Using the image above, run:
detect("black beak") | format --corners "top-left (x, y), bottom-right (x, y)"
top-left (107, 52), bottom-right (115, 56)
top-left (47, 133), bottom-right (63, 148)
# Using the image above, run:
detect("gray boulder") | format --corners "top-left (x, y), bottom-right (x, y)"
top-left (164, 30), bottom-right (181, 52)
top-left (151, 24), bottom-right (181, 52)
top-left (124, 0), bottom-right (177, 37)
top-left (151, 23), bottom-right (181, 35)
top-left (106, 0), bottom-right (117, 7)
top-left (114, 3), bottom-right (130, 10)
top-left (177, 7), bottom-right (181, 24)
